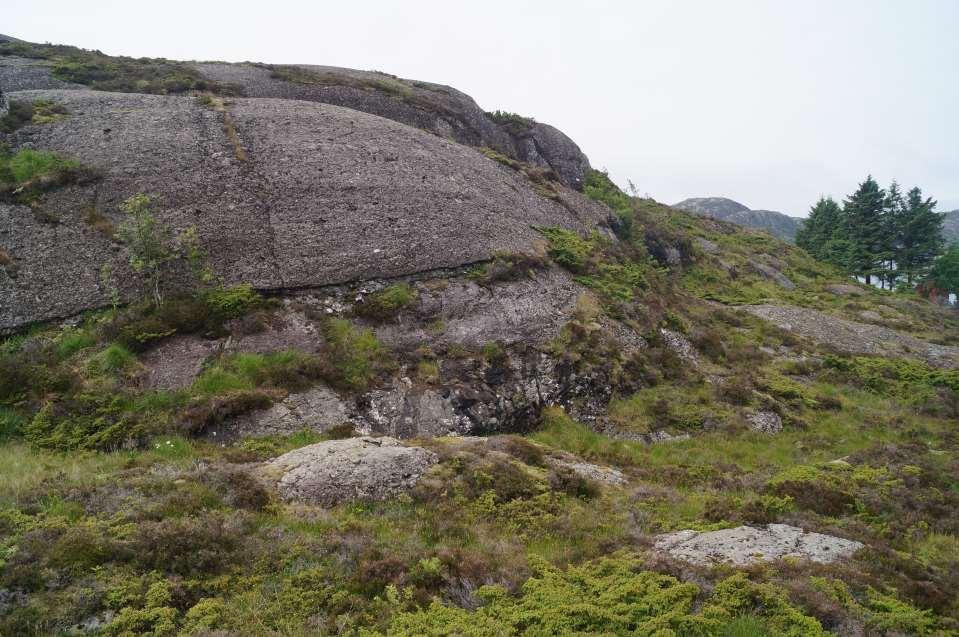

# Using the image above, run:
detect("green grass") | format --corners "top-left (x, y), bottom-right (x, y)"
top-left (5, 148), bottom-right (80, 184)
top-left (353, 283), bottom-right (417, 321)
top-left (0, 40), bottom-right (240, 95)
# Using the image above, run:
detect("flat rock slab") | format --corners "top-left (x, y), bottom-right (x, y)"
top-left (222, 386), bottom-right (352, 440)
top-left (744, 304), bottom-right (959, 369)
top-left (262, 437), bottom-right (437, 507)
top-left (655, 524), bottom-right (863, 566)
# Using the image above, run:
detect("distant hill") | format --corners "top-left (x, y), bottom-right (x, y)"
top-left (943, 210), bottom-right (959, 245)
top-left (673, 197), bottom-right (803, 242)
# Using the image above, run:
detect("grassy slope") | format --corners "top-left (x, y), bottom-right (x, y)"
top-left (1, 181), bottom-right (958, 634)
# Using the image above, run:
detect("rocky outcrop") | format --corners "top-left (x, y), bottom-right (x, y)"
top-left (219, 386), bottom-right (352, 440)
top-left (0, 54), bottom-right (591, 188)
top-left (943, 210), bottom-right (959, 245)
top-left (0, 88), bottom-right (611, 331)
top-left (508, 122), bottom-right (591, 190)
top-left (655, 524), bottom-right (863, 566)
top-left (744, 304), bottom-right (959, 368)
top-left (261, 436), bottom-right (438, 506)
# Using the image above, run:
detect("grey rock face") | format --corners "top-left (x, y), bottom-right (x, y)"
top-left (0, 57), bottom-right (83, 93)
top-left (655, 524), bottom-right (863, 566)
top-left (509, 122), bottom-right (591, 190)
top-left (361, 377), bottom-right (471, 439)
top-left (0, 84), bottom-right (7, 118)
top-left (375, 268), bottom-right (585, 349)
top-left (747, 411), bottom-right (783, 434)
top-left (224, 386), bottom-right (352, 440)
top-left (744, 304), bottom-right (959, 368)
top-left (140, 335), bottom-right (217, 391)
top-left (0, 89), bottom-right (610, 331)
top-left (192, 63), bottom-right (590, 189)
top-left (262, 436), bottom-right (438, 506)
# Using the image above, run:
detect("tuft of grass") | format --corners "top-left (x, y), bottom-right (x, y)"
top-left (7, 148), bottom-right (80, 183)
top-left (54, 330), bottom-right (97, 360)
top-left (0, 148), bottom-right (98, 204)
top-left (90, 343), bottom-right (137, 374)
top-left (191, 367), bottom-right (253, 396)
top-left (353, 283), bottom-right (416, 322)
top-left (321, 318), bottom-right (393, 391)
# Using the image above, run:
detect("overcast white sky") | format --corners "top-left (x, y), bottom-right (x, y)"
top-left (5, 0), bottom-right (958, 215)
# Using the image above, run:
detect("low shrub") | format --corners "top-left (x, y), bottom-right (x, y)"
top-left (536, 227), bottom-right (595, 272)
top-left (131, 511), bottom-right (248, 576)
top-left (486, 110), bottom-right (534, 135)
top-left (0, 406), bottom-right (25, 440)
top-left (383, 554), bottom-right (827, 636)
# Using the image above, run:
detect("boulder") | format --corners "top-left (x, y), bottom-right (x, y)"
top-left (746, 411), bottom-right (783, 434)
top-left (825, 283), bottom-right (864, 296)
top-left (261, 437), bottom-right (438, 506)
top-left (660, 328), bottom-right (699, 364)
top-left (547, 457), bottom-right (626, 485)
top-left (655, 524), bottom-right (863, 566)
top-left (750, 261), bottom-right (795, 289)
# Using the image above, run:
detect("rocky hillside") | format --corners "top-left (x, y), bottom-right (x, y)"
top-left (674, 196), bottom-right (804, 242)
top-left (944, 209), bottom-right (959, 244)
top-left (2, 36), bottom-right (959, 637)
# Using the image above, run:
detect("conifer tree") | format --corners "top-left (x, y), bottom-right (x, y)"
top-left (880, 181), bottom-right (905, 289)
top-left (796, 197), bottom-right (842, 262)
top-left (842, 175), bottom-right (886, 285)
top-left (896, 187), bottom-right (943, 285)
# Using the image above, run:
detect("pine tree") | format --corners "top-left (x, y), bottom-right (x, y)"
top-left (896, 187), bottom-right (943, 286)
top-left (842, 176), bottom-right (886, 285)
top-left (880, 181), bottom-right (905, 289)
top-left (796, 197), bottom-right (843, 262)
